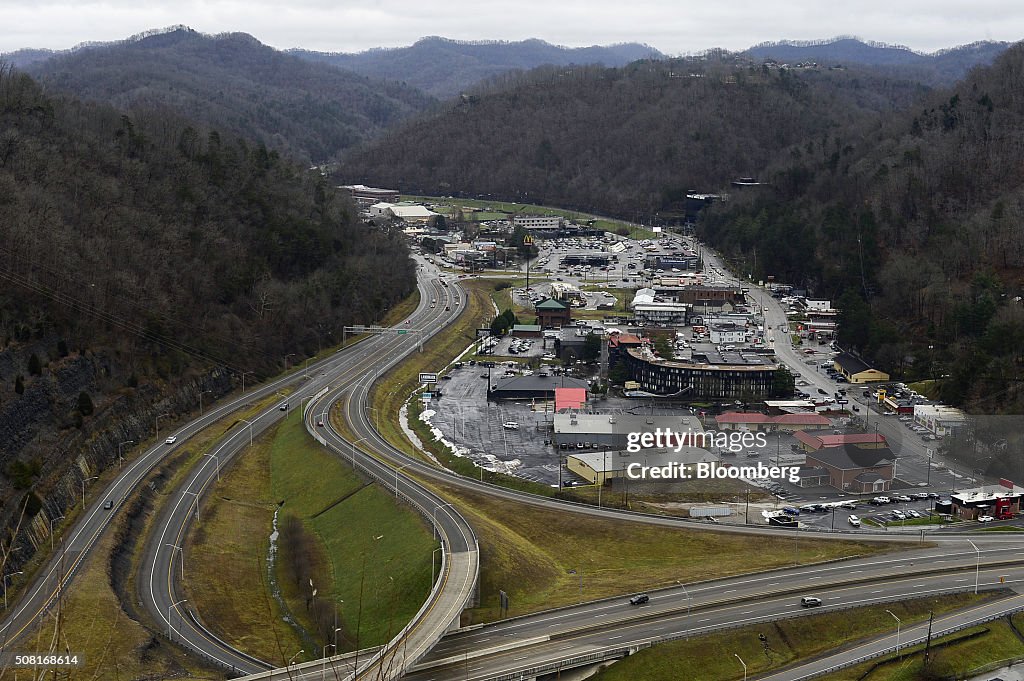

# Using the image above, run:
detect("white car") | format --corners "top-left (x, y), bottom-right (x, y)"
top-left (165, 436), bottom-right (177, 445)
top-left (978, 515), bottom-right (995, 523)
top-left (848, 515), bottom-right (861, 527)
top-left (502, 422), bottom-right (520, 430)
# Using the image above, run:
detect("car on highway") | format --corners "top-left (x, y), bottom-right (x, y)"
top-left (316, 420), bottom-right (324, 427)
top-left (848, 515), bottom-right (861, 527)
top-left (629, 594), bottom-right (650, 605)
top-left (104, 499), bottom-right (114, 510)
top-left (165, 436), bottom-right (177, 445)
top-left (800, 596), bottom-right (823, 608)
top-left (279, 403), bottom-right (288, 411)
top-left (978, 515), bottom-right (995, 523)
top-left (502, 422), bottom-right (520, 430)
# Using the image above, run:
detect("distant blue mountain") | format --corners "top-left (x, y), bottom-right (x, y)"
top-left (288, 36), bottom-right (664, 98)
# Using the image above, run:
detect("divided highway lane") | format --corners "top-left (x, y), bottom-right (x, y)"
top-left (404, 563), bottom-right (1024, 681)
top-left (0, 306), bottom-right (425, 652)
top-left (420, 540), bottom-right (1024, 662)
top-left (146, 265), bottom-right (471, 676)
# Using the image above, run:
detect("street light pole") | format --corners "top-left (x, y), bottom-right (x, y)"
top-left (886, 609), bottom-right (902, 656)
top-left (168, 598), bottom-right (187, 639)
top-left (240, 418), bottom-right (254, 446)
top-left (967, 538), bottom-right (980, 594)
top-left (3, 571), bottom-right (23, 609)
top-left (199, 389), bottom-right (213, 416)
top-left (288, 649), bottom-right (304, 668)
top-left (677, 581), bottom-right (691, 639)
top-left (165, 543), bottom-right (184, 581)
top-left (350, 437), bottom-right (368, 470)
top-left (240, 371), bottom-right (253, 394)
top-left (734, 653), bottom-right (747, 681)
top-left (431, 546), bottom-right (442, 587)
top-left (80, 475), bottom-right (98, 510)
top-left (155, 412), bottom-right (170, 438)
top-left (204, 452), bottom-right (221, 481)
top-left (395, 464), bottom-right (410, 498)
top-left (49, 514), bottom-right (64, 551)
top-left (118, 440), bottom-right (134, 469)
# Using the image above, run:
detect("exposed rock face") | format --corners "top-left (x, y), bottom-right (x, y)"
top-left (0, 339), bottom-right (232, 573)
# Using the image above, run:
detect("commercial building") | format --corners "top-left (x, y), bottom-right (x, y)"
top-left (715, 412), bottom-right (830, 432)
top-left (536, 298), bottom-right (572, 328)
top-left (709, 323), bottom-right (747, 345)
top-left (561, 253), bottom-right (611, 267)
top-left (340, 184), bottom-right (400, 207)
top-left (620, 346), bottom-right (781, 400)
top-left (644, 253), bottom-right (700, 270)
top-left (553, 412), bottom-right (704, 451)
top-left (512, 215), bottom-right (562, 233)
top-left (652, 285), bottom-right (744, 306)
top-left (630, 288), bottom-right (690, 327)
top-left (488, 374), bottom-right (589, 402)
top-left (566, 447), bottom-right (716, 484)
top-left (805, 446), bottom-right (895, 492)
top-left (510, 324), bottom-right (542, 338)
top-left (913, 404), bottom-right (967, 437)
top-left (832, 353), bottom-right (890, 383)
top-left (367, 202), bottom-right (438, 224)
top-left (794, 431), bottom-right (888, 452)
top-left (949, 487), bottom-right (1023, 520)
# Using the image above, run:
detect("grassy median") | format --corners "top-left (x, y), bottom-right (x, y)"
top-left (590, 592), bottom-right (998, 681)
top-left (185, 415), bottom-right (436, 664)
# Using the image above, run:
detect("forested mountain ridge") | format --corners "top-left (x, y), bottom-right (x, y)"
top-left (20, 26), bottom-right (433, 163)
top-left (341, 55), bottom-right (930, 218)
top-left (703, 43), bottom-right (1024, 412)
top-left (745, 37), bottom-right (1011, 84)
top-left (0, 64), bottom-right (415, 563)
top-left (289, 36), bottom-right (663, 98)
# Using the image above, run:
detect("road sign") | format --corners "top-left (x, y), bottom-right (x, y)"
top-left (836, 399), bottom-right (848, 405)
top-left (351, 324), bottom-right (366, 332)
top-left (419, 372), bottom-right (438, 384)
top-left (397, 329), bottom-right (409, 334)
top-left (420, 392), bottom-right (432, 402)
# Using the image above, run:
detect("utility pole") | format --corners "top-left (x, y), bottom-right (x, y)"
top-left (923, 611), bottom-right (934, 667)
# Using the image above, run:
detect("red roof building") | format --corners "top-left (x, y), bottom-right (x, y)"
top-left (715, 412), bottom-right (831, 432)
top-left (555, 387), bottom-right (588, 412)
top-left (795, 430), bottom-right (887, 452)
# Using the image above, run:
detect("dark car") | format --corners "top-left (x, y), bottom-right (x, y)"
top-left (629, 594), bottom-right (650, 605)
top-left (103, 499), bottom-right (114, 510)
top-left (782, 506), bottom-right (800, 516)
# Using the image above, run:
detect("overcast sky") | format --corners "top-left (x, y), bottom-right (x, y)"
top-left (3, 0), bottom-right (1022, 55)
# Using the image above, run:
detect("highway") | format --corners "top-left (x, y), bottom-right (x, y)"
top-left (0, 297), bottom-right (441, 653)
top-left (9, 239), bottom-right (1021, 681)
top-left (139, 258), bottom-right (480, 680)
